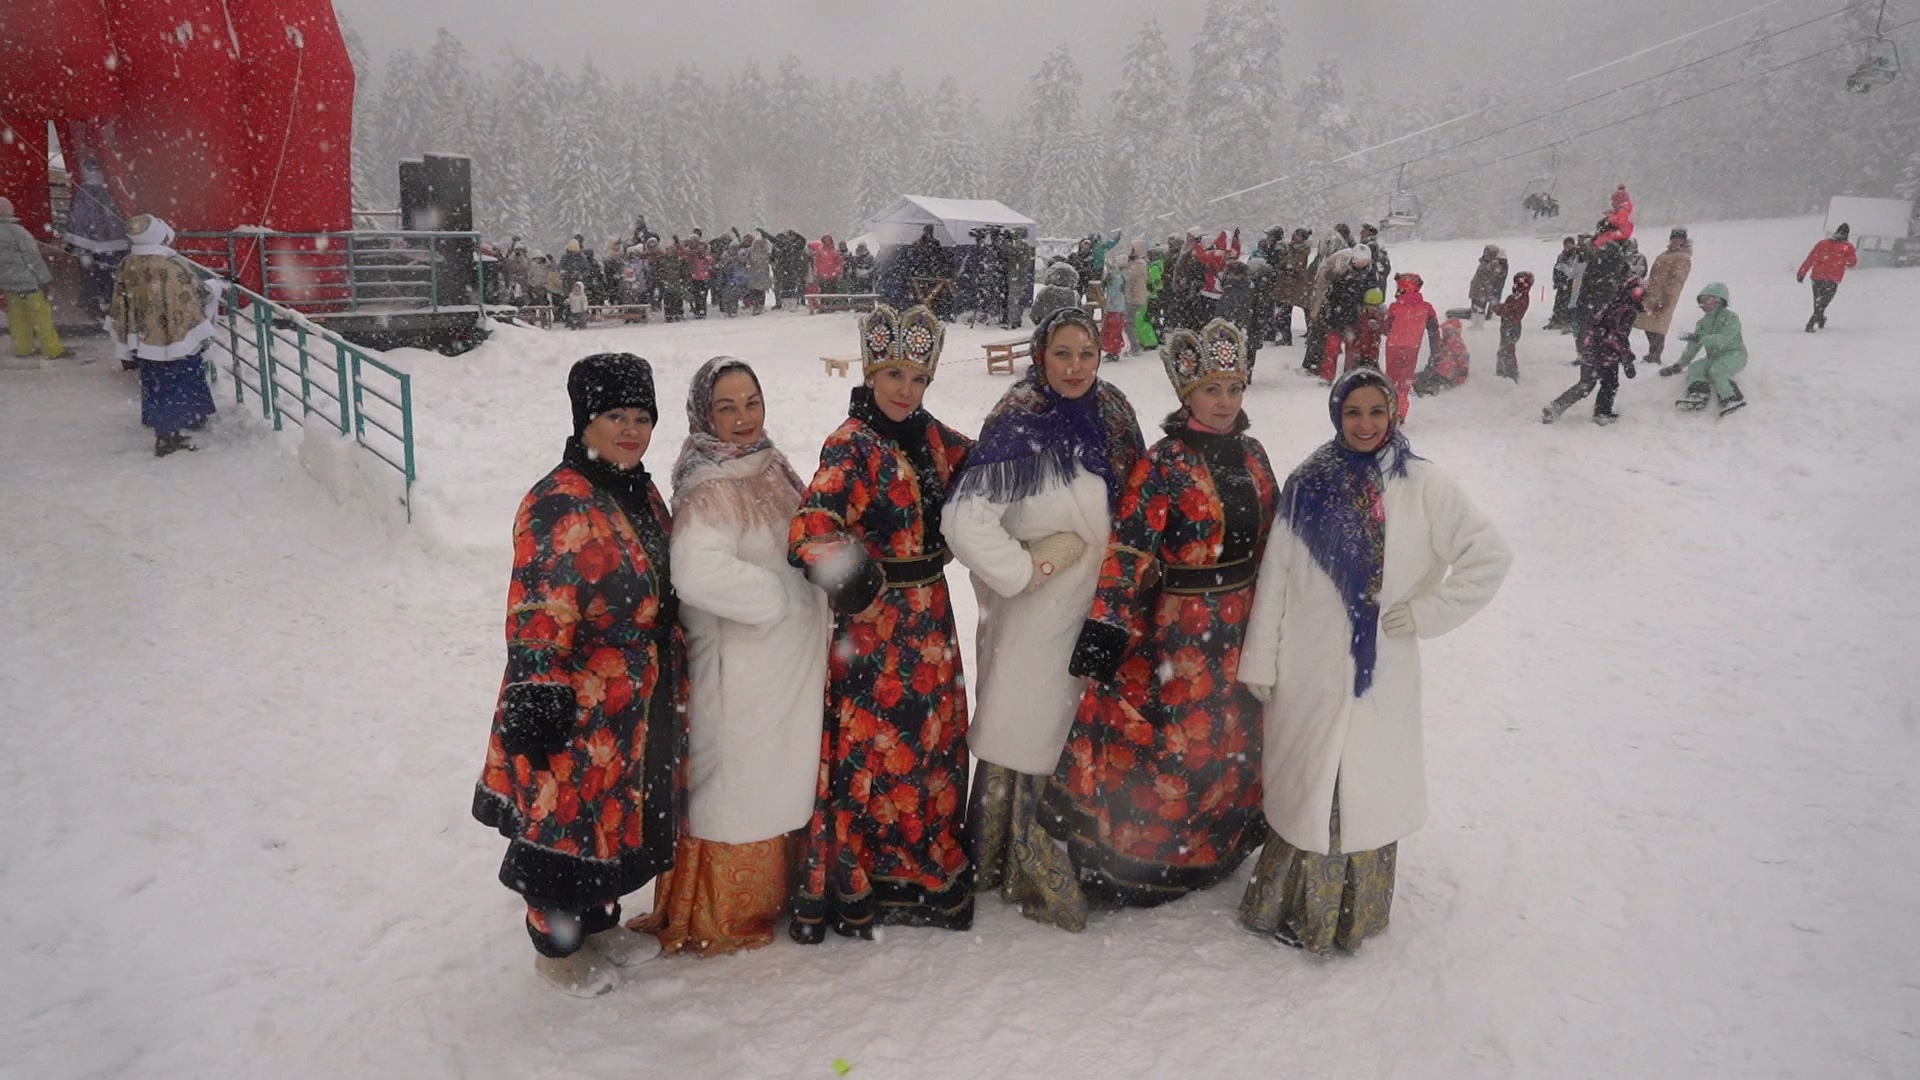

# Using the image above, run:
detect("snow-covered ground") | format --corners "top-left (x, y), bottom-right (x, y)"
top-left (4, 215), bottom-right (1917, 1078)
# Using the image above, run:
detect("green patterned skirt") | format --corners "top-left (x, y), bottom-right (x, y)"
top-left (966, 762), bottom-right (1089, 932)
top-left (1238, 792), bottom-right (1397, 955)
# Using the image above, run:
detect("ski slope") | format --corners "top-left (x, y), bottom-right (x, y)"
top-left (2, 215), bottom-right (1916, 1078)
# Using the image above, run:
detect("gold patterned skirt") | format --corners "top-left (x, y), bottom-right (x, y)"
top-left (966, 762), bottom-right (1088, 932)
top-left (630, 834), bottom-right (794, 957)
top-left (1238, 793), bottom-right (1397, 955)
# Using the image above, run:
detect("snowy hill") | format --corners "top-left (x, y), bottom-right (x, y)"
top-left (2, 214), bottom-right (1916, 1078)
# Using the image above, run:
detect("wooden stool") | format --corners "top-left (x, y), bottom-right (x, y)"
top-left (821, 356), bottom-right (855, 378)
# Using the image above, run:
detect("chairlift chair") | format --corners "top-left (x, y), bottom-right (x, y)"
top-left (1383, 164), bottom-right (1422, 229)
top-left (1847, 35), bottom-right (1900, 93)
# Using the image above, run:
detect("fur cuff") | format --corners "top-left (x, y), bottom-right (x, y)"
top-left (1068, 620), bottom-right (1130, 684)
top-left (500, 682), bottom-right (576, 759)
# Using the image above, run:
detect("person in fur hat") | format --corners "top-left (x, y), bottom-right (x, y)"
top-left (472, 353), bottom-right (685, 996)
top-left (109, 214), bottom-right (223, 455)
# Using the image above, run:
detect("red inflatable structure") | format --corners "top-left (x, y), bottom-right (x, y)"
top-left (0, 0), bottom-right (353, 246)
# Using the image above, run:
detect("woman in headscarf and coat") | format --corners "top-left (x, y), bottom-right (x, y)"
top-left (786, 305), bottom-right (977, 941)
top-left (472, 353), bottom-right (687, 996)
top-left (1048, 318), bottom-right (1278, 909)
top-left (631, 357), bottom-right (829, 957)
top-left (946, 307), bottom-right (1145, 931)
top-left (1237, 368), bottom-right (1510, 955)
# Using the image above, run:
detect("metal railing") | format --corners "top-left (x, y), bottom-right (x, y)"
top-left (176, 230), bottom-right (487, 315)
top-left (197, 269), bottom-right (419, 519)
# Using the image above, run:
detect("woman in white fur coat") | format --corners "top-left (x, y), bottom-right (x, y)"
top-left (1237, 368), bottom-right (1511, 954)
top-left (632, 356), bottom-right (829, 956)
top-left (944, 308), bottom-right (1144, 931)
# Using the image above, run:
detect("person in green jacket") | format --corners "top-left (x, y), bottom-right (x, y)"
top-left (1663, 281), bottom-right (1746, 416)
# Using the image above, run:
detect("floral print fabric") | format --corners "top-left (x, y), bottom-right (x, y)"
top-left (787, 413), bottom-right (977, 933)
top-left (1046, 431), bottom-right (1278, 905)
top-left (473, 463), bottom-right (687, 911)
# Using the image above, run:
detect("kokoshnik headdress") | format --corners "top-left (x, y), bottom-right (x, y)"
top-left (1160, 317), bottom-right (1249, 401)
top-left (859, 304), bottom-right (945, 380)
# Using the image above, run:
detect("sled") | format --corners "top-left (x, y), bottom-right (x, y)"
top-left (983, 339), bottom-right (1030, 375)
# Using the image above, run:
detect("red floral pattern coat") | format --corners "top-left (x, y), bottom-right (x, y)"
top-left (473, 464), bottom-right (687, 909)
top-left (1047, 428), bottom-right (1278, 904)
top-left (786, 413), bottom-right (977, 931)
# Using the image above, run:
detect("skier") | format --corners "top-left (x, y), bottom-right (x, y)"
top-left (1796, 224), bottom-right (1858, 332)
top-left (1635, 228), bottom-right (1693, 366)
top-left (1383, 273), bottom-right (1441, 420)
top-left (1493, 271), bottom-right (1532, 381)
top-left (1544, 276), bottom-right (1644, 426)
top-left (1663, 282), bottom-right (1748, 417)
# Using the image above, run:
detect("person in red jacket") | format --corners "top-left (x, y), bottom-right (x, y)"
top-left (1593, 185), bottom-right (1635, 248)
top-left (812, 233), bottom-right (844, 293)
top-left (1383, 273), bottom-right (1441, 420)
top-left (1494, 271), bottom-right (1533, 381)
top-left (1797, 223), bottom-right (1859, 332)
top-left (1413, 318), bottom-right (1471, 396)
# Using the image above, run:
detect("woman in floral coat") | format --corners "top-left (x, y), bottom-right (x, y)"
top-left (786, 305), bottom-right (976, 942)
top-left (1049, 318), bottom-right (1278, 907)
top-left (473, 353), bottom-right (686, 997)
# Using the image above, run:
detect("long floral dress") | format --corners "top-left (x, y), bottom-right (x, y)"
top-left (1047, 421), bottom-right (1278, 906)
top-left (473, 442), bottom-right (687, 950)
top-left (786, 389), bottom-right (976, 937)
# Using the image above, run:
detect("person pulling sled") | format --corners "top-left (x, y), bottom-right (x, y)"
top-left (1663, 282), bottom-right (1747, 417)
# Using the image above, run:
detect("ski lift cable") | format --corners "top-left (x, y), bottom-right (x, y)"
top-left (1203, 0), bottom-right (1866, 216)
top-left (1304, 15), bottom-right (1918, 218)
top-left (1564, 0), bottom-right (1793, 82)
top-left (1194, 106), bottom-right (1488, 210)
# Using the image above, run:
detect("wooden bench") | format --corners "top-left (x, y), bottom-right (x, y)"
top-left (821, 356), bottom-right (856, 378)
top-left (983, 339), bottom-right (1030, 375)
top-left (806, 292), bottom-right (879, 315)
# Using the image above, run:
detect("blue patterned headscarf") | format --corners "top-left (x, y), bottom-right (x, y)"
top-left (1279, 369), bottom-right (1418, 698)
top-left (949, 309), bottom-right (1144, 510)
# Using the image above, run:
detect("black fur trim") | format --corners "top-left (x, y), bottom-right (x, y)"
top-left (822, 556), bottom-right (885, 616)
top-left (498, 682), bottom-right (575, 759)
top-left (1068, 619), bottom-right (1130, 684)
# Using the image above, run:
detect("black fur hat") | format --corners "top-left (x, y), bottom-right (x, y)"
top-left (568, 353), bottom-right (656, 435)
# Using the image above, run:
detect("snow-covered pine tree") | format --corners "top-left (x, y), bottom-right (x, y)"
top-left (422, 29), bottom-right (475, 156)
top-left (1108, 19), bottom-right (1180, 232)
top-left (548, 70), bottom-right (614, 243)
top-left (1185, 0), bottom-right (1288, 201)
top-left (1022, 45), bottom-right (1090, 236)
top-left (915, 77), bottom-right (982, 198)
top-left (660, 66), bottom-right (716, 233)
top-left (1291, 58), bottom-right (1358, 224)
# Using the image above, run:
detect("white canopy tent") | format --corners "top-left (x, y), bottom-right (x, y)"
top-left (862, 196), bottom-right (1037, 247)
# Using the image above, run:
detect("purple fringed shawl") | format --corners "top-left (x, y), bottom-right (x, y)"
top-left (1280, 369), bottom-right (1418, 698)
top-left (948, 371), bottom-right (1143, 511)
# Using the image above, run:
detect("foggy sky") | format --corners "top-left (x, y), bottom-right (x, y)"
top-left (333, 0), bottom-right (1782, 111)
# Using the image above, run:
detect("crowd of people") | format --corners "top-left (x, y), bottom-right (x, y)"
top-left (498, 216), bottom-right (883, 326)
top-left (473, 300), bottom-right (1515, 996)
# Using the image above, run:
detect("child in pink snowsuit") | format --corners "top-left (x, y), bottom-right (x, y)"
top-left (1383, 273), bottom-right (1440, 420)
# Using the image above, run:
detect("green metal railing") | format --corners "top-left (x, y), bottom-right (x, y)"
top-left (177, 230), bottom-right (488, 314)
top-left (198, 271), bottom-right (419, 519)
